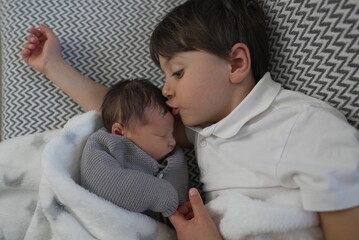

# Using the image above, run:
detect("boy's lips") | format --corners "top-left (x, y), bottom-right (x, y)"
top-left (172, 108), bottom-right (179, 115)
top-left (166, 103), bottom-right (179, 115)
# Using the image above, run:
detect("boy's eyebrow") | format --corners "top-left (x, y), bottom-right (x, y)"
top-left (161, 56), bottom-right (173, 65)
top-left (158, 56), bottom-right (173, 74)
top-left (159, 52), bottom-right (186, 72)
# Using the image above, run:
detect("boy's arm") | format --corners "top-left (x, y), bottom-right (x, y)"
top-left (45, 59), bottom-right (109, 111)
top-left (319, 206), bottom-right (359, 240)
top-left (22, 24), bottom-right (190, 146)
top-left (22, 24), bottom-right (109, 112)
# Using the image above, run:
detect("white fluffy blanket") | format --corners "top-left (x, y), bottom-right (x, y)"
top-left (0, 111), bottom-right (323, 240)
top-left (0, 111), bottom-right (176, 240)
top-left (206, 191), bottom-right (323, 240)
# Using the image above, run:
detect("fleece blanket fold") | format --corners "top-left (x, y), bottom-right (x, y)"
top-left (206, 191), bottom-right (323, 240)
top-left (0, 111), bottom-right (323, 240)
top-left (0, 111), bottom-right (176, 240)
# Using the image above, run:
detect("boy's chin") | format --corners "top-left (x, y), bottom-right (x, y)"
top-left (181, 116), bottom-right (211, 128)
top-left (180, 115), bottom-right (197, 127)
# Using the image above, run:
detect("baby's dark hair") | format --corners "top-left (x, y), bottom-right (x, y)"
top-left (101, 79), bottom-right (170, 132)
top-left (150, 0), bottom-right (268, 82)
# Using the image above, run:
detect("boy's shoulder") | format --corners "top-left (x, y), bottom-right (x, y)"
top-left (266, 87), bottom-right (359, 141)
top-left (250, 73), bottom-right (343, 120)
top-left (273, 87), bottom-right (346, 121)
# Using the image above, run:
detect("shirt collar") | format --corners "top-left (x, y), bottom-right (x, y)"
top-left (189, 72), bottom-right (282, 138)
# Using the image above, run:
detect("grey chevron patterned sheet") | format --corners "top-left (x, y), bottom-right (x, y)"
top-left (1, 0), bottom-right (358, 192)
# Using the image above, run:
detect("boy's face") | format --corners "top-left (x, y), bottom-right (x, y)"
top-left (159, 51), bottom-right (237, 127)
top-left (121, 108), bottom-right (176, 161)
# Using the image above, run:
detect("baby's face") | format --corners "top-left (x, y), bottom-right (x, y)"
top-left (124, 108), bottom-right (176, 161)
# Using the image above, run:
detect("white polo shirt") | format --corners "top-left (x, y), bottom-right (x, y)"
top-left (186, 72), bottom-right (359, 212)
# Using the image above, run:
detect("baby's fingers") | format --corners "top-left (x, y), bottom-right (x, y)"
top-left (178, 201), bottom-right (192, 215)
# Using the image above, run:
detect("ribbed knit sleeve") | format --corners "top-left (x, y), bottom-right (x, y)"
top-left (160, 147), bottom-right (189, 205)
top-left (80, 129), bottom-right (179, 217)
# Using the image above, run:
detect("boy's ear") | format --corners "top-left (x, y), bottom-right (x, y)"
top-left (111, 122), bottom-right (126, 136)
top-left (229, 43), bottom-right (251, 84)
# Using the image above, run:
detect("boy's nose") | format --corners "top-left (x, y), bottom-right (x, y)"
top-left (162, 81), bottom-right (173, 99)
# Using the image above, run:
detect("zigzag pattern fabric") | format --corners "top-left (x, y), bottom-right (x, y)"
top-left (0, 0), bottom-right (184, 139)
top-left (1, 0), bottom-right (358, 190)
top-left (261, 0), bottom-right (358, 128)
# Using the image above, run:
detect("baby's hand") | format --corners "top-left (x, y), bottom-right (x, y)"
top-left (169, 188), bottom-right (223, 240)
top-left (22, 24), bottom-right (63, 75)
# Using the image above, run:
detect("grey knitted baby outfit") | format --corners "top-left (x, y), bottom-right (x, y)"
top-left (81, 128), bottom-right (188, 218)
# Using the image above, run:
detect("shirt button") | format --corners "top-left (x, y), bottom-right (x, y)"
top-left (200, 140), bottom-right (207, 147)
top-left (158, 173), bottom-right (164, 179)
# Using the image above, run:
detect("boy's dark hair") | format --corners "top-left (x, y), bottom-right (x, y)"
top-left (150, 0), bottom-right (268, 82)
top-left (101, 79), bottom-right (170, 132)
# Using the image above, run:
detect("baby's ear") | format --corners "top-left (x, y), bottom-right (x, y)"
top-left (229, 43), bottom-right (251, 84)
top-left (111, 122), bottom-right (125, 136)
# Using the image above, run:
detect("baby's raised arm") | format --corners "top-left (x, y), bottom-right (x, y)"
top-left (22, 24), bottom-right (108, 112)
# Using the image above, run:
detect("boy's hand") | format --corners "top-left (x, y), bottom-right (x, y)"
top-left (22, 24), bottom-right (63, 75)
top-left (169, 188), bottom-right (223, 240)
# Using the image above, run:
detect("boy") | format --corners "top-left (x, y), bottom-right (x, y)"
top-left (81, 79), bottom-right (188, 221)
top-left (22, 0), bottom-right (359, 239)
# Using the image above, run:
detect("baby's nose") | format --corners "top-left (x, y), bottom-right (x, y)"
top-left (169, 136), bottom-right (176, 148)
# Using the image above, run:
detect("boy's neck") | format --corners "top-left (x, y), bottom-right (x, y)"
top-left (229, 72), bottom-right (257, 113)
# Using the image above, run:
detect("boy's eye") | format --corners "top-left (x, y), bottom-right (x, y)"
top-left (172, 69), bottom-right (183, 79)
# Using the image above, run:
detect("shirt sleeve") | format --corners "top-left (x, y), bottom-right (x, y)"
top-left (276, 105), bottom-right (359, 212)
top-left (81, 131), bottom-right (179, 217)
